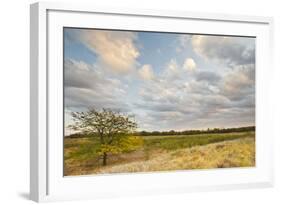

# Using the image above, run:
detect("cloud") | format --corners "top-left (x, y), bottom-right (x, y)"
top-left (134, 57), bottom-right (255, 131)
top-left (65, 87), bottom-right (129, 112)
top-left (65, 29), bottom-right (255, 132)
top-left (65, 55), bottom-right (255, 131)
top-left (64, 59), bottom-right (101, 89)
top-left (191, 35), bottom-right (255, 67)
top-left (138, 64), bottom-right (154, 80)
top-left (183, 58), bottom-right (196, 71)
top-left (220, 64), bottom-right (255, 101)
top-left (64, 58), bottom-right (129, 112)
top-left (167, 59), bottom-right (179, 72)
top-left (162, 59), bottom-right (181, 80)
top-left (79, 30), bottom-right (140, 74)
top-left (195, 71), bottom-right (221, 84)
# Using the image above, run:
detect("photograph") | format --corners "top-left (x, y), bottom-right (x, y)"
top-left (63, 28), bottom-right (255, 176)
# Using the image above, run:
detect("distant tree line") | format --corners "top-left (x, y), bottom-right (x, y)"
top-left (66, 126), bottom-right (255, 138)
top-left (134, 126), bottom-right (255, 136)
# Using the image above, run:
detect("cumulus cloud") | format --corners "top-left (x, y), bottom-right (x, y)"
top-left (163, 59), bottom-right (181, 80)
top-left (138, 64), bottom-right (154, 80)
top-left (64, 58), bottom-right (128, 112)
top-left (191, 35), bottom-right (255, 67)
top-left (65, 59), bottom-right (102, 89)
top-left (167, 59), bottom-right (179, 72)
top-left (220, 64), bottom-right (255, 101)
top-left (134, 57), bottom-right (255, 130)
top-left (80, 30), bottom-right (140, 74)
top-left (183, 58), bottom-right (196, 71)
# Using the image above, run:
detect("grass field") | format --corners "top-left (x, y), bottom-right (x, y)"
top-left (64, 131), bottom-right (255, 176)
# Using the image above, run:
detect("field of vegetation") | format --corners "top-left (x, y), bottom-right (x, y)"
top-left (64, 131), bottom-right (255, 176)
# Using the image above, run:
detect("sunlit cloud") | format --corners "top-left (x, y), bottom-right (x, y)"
top-left (80, 30), bottom-right (140, 74)
top-left (138, 64), bottom-right (155, 80)
top-left (183, 58), bottom-right (196, 71)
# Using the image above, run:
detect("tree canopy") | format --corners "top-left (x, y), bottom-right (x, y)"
top-left (69, 108), bottom-right (142, 166)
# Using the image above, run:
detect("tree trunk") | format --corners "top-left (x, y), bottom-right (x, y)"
top-left (102, 152), bottom-right (107, 166)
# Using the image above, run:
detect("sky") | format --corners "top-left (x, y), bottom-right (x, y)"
top-left (64, 28), bottom-right (255, 135)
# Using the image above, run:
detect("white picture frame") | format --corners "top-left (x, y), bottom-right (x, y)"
top-left (30, 2), bottom-right (274, 202)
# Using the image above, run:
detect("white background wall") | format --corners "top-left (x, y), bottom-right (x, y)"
top-left (0, 0), bottom-right (280, 204)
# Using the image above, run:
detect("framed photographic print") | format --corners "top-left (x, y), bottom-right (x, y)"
top-left (30, 2), bottom-right (274, 202)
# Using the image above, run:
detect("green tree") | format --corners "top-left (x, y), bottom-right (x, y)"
top-left (69, 108), bottom-right (142, 166)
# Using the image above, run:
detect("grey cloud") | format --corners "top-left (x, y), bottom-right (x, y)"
top-left (134, 61), bottom-right (255, 131)
top-left (192, 35), bottom-right (255, 68)
top-left (134, 102), bottom-right (177, 112)
top-left (65, 87), bottom-right (130, 113)
top-left (195, 71), bottom-right (221, 84)
top-left (64, 59), bottom-right (100, 89)
top-left (220, 64), bottom-right (255, 101)
top-left (187, 80), bottom-right (219, 95)
top-left (64, 59), bottom-right (129, 113)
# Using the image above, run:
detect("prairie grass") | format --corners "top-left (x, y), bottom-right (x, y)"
top-left (143, 132), bottom-right (253, 151)
top-left (64, 132), bottom-right (255, 176)
top-left (97, 137), bottom-right (255, 174)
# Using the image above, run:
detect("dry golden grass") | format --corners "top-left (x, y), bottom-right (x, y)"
top-left (95, 137), bottom-right (255, 174)
top-left (64, 132), bottom-right (255, 175)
